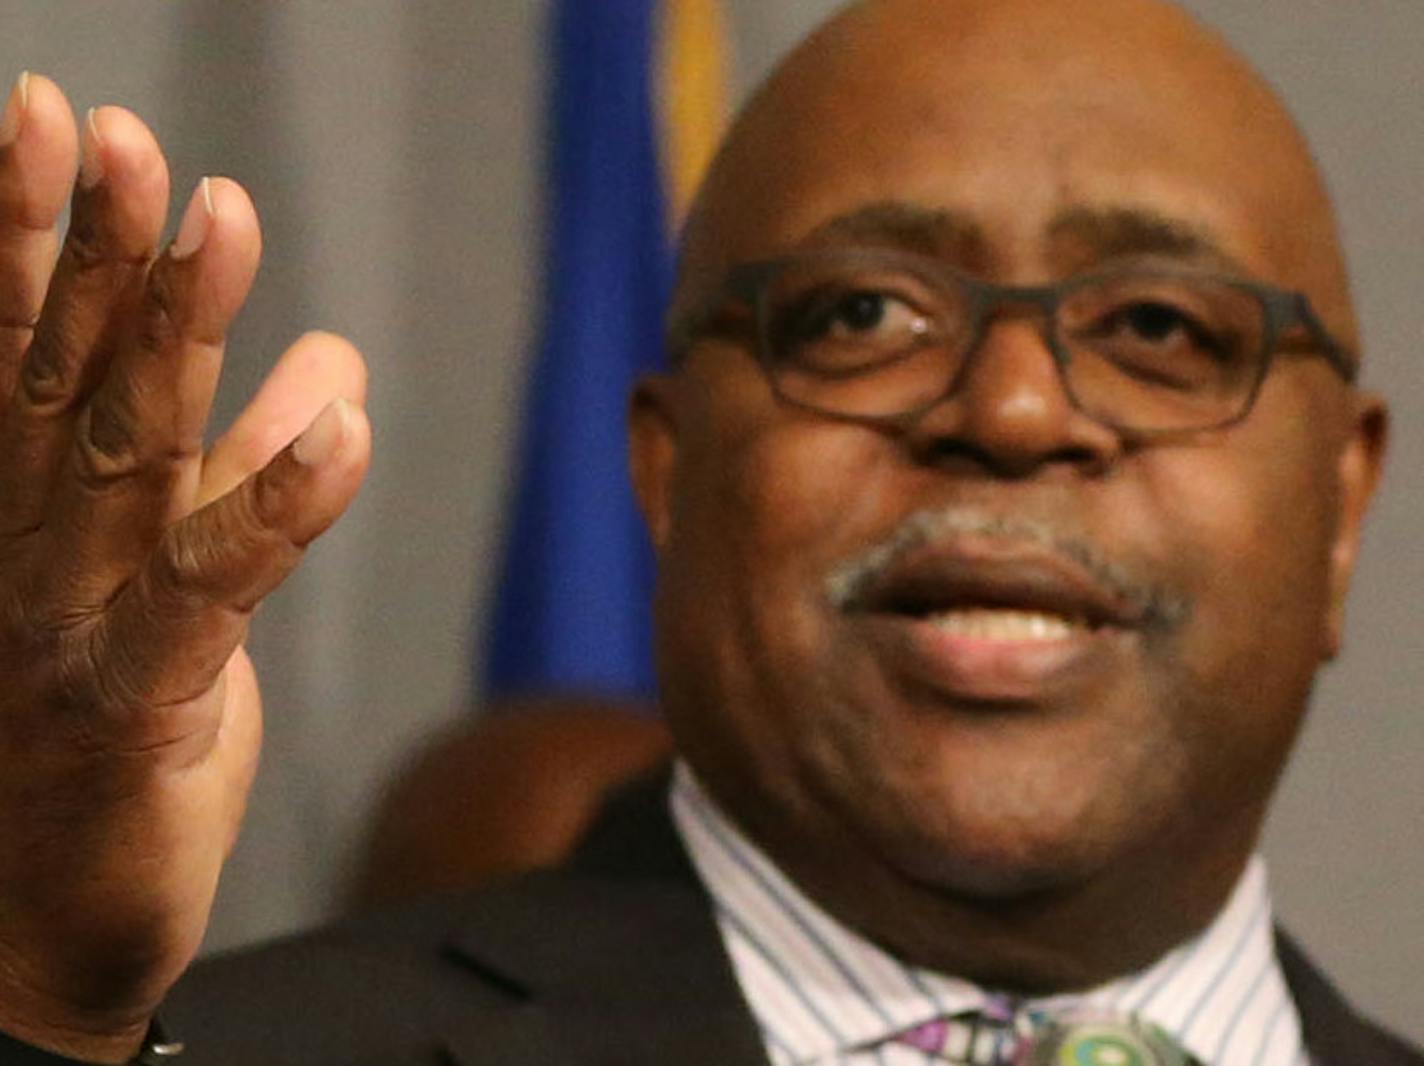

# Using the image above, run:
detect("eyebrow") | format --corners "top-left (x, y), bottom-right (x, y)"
top-left (799, 202), bottom-right (990, 267)
top-left (1046, 206), bottom-right (1250, 275)
top-left (798, 201), bottom-right (1249, 276)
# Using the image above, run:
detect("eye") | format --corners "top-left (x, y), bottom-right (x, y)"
top-left (761, 261), bottom-right (953, 378)
top-left (1103, 300), bottom-right (1220, 352)
top-left (1064, 282), bottom-right (1251, 393)
top-left (792, 290), bottom-right (929, 344)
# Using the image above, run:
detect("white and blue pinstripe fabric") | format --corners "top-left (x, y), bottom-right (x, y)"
top-left (670, 764), bottom-right (1307, 1066)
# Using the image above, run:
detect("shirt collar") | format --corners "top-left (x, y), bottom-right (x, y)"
top-left (670, 762), bottom-right (1304, 1066)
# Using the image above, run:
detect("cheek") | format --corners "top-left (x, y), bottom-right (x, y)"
top-left (1137, 421), bottom-right (1340, 769)
top-left (1160, 444), bottom-right (1335, 633)
top-left (681, 409), bottom-right (896, 624)
top-left (655, 395), bottom-right (904, 791)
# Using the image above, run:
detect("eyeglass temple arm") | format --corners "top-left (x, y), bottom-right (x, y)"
top-left (1293, 293), bottom-right (1359, 383)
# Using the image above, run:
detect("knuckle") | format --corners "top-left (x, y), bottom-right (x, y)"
top-left (73, 604), bottom-right (220, 741)
top-left (134, 267), bottom-right (182, 355)
top-left (151, 523), bottom-right (269, 627)
top-left (61, 213), bottom-right (113, 274)
top-left (71, 400), bottom-right (199, 491)
top-left (21, 317), bottom-right (117, 417)
top-left (150, 529), bottom-right (218, 605)
top-left (239, 486), bottom-right (293, 568)
top-left (18, 333), bottom-right (83, 410)
top-left (63, 622), bottom-right (160, 738)
top-left (207, 482), bottom-right (302, 612)
top-left (249, 467), bottom-right (284, 531)
top-left (72, 404), bottom-right (143, 485)
top-left (75, 587), bottom-right (197, 725)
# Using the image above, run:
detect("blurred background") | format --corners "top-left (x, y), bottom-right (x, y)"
top-left (1, 0), bottom-right (1419, 1043)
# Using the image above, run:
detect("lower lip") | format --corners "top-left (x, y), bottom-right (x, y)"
top-left (865, 615), bottom-right (1124, 703)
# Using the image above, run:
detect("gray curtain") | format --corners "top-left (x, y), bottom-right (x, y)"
top-left (0, 0), bottom-right (1418, 1044)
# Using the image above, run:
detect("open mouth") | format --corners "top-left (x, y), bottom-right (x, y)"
top-left (917, 607), bottom-right (1083, 641)
top-left (845, 538), bottom-right (1143, 629)
top-left (839, 537), bottom-right (1144, 699)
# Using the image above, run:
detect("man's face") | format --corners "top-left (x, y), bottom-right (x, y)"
top-left (634, 0), bottom-right (1384, 941)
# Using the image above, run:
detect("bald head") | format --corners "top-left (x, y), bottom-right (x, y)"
top-left (673, 0), bottom-right (1356, 353)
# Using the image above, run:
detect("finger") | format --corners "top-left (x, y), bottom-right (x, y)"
top-left (198, 330), bottom-right (368, 508)
top-left (42, 177), bottom-right (262, 603)
top-left (0, 105), bottom-right (169, 535)
top-left (95, 399), bottom-right (369, 738)
top-left (0, 73), bottom-right (79, 404)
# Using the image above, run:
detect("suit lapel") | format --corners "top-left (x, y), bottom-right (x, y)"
top-left (436, 783), bottom-right (1424, 1066)
top-left (437, 776), bottom-right (771, 1066)
top-left (1277, 930), bottom-right (1424, 1066)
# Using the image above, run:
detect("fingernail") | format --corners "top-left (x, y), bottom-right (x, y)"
top-left (79, 107), bottom-right (104, 188)
top-left (0, 72), bottom-right (29, 148)
top-left (293, 399), bottom-right (352, 467)
top-left (170, 177), bottom-right (214, 260)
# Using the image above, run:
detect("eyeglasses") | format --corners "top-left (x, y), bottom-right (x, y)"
top-left (669, 247), bottom-right (1356, 436)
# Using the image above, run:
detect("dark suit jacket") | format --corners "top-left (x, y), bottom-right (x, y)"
top-left (167, 779), bottom-right (1422, 1065)
top-left (3, 779), bottom-right (1418, 1065)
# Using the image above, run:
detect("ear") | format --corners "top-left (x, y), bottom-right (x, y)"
top-left (628, 373), bottom-right (682, 551)
top-left (1324, 390), bottom-right (1389, 658)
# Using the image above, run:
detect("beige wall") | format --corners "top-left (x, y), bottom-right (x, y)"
top-left (0, 0), bottom-right (1418, 1043)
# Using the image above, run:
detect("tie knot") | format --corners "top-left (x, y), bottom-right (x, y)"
top-left (892, 1006), bottom-right (1200, 1066)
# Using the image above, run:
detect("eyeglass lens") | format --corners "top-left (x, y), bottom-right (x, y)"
top-left (758, 255), bottom-right (1270, 432)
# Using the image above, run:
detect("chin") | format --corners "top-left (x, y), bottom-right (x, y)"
top-left (834, 757), bottom-right (1178, 904)
top-left (895, 830), bottom-right (1111, 902)
top-left (870, 816), bottom-right (1105, 901)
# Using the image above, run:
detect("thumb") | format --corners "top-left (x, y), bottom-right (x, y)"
top-left (198, 330), bottom-right (368, 508)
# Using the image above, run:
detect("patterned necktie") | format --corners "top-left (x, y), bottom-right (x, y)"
top-left (892, 1000), bottom-right (1203, 1065)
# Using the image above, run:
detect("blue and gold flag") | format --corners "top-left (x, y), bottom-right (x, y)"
top-left (482, 0), bottom-right (729, 701)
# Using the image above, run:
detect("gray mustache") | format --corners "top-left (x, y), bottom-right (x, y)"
top-left (825, 506), bottom-right (1191, 632)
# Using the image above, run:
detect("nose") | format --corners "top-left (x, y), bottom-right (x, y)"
top-left (907, 318), bottom-right (1124, 478)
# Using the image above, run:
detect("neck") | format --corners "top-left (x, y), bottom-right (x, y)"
top-left (708, 779), bottom-right (1264, 993)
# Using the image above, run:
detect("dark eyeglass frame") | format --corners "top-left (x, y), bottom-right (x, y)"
top-left (669, 247), bottom-right (1358, 438)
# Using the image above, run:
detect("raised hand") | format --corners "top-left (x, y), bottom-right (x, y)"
top-left (0, 74), bottom-right (370, 1062)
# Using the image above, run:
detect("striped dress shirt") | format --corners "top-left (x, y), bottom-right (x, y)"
top-left (670, 763), bottom-right (1307, 1066)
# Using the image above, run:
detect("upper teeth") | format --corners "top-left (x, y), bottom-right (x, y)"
top-left (927, 609), bottom-right (1078, 640)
